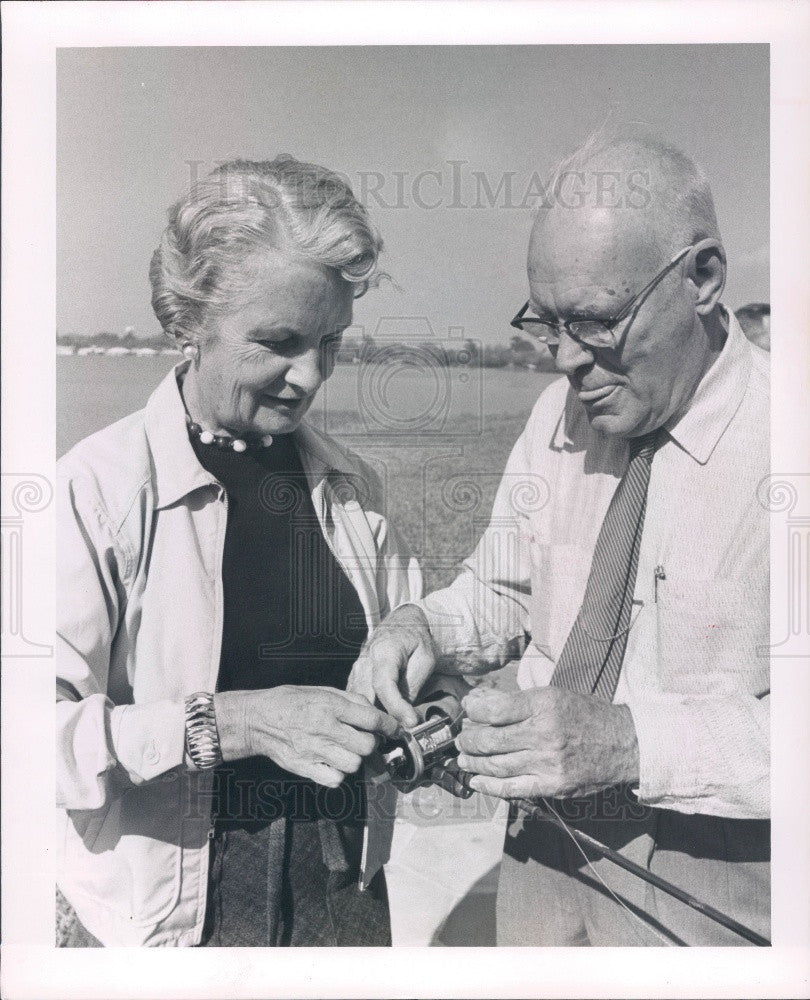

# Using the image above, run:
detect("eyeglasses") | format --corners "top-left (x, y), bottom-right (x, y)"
top-left (510, 243), bottom-right (696, 351)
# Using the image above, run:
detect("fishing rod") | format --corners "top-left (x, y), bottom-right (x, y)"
top-left (513, 796), bottom-right (770, 946)
top-left (377, 690), bottom-right (770, 947)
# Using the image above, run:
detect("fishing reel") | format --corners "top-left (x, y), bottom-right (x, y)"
top-left (376, 690), bottom-right (474, 799)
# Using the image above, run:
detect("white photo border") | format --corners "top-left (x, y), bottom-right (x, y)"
top-left (2, 2), bottom-right (809, 998)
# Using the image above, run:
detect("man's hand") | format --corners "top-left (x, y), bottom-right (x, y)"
top-left (455, 686), bottom-right (640, 800)
top-left (347, 605), bottom-right (438, 727)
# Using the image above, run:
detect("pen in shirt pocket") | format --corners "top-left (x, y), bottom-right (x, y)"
top-left (654, 564), bottom-right (666, 602)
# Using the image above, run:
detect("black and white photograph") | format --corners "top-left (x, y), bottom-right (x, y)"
top-left (2, 3), bottom-right (809, 998)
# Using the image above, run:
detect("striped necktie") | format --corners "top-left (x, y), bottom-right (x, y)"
top-left (549, 430), bottom-right (661, 701)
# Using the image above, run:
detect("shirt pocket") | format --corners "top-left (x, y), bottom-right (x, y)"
top-left (655, 578), bottom-right (769, 696)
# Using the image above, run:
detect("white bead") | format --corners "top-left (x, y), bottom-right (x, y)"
top-left (261, 435), bottom-right (274, 448)
top-left (232, 439), bottom-right (247, 453)
top-left (199, 430), bottom-right (214, 445)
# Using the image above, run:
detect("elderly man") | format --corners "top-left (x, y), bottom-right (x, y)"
top-left (354, 130), bottom-right (769, 946)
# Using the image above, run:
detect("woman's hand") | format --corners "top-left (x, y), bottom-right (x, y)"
top-left (213, 686), bottom-right (401, 788)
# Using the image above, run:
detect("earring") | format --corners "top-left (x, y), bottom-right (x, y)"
top-left (181, 341), bottom-right (199, 361)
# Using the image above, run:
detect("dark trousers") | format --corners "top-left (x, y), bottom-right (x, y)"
top-left (200, 815), bottom-right (390, 947)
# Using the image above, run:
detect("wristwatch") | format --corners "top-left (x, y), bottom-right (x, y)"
top-left (184, 692), bottom-right (223, 769)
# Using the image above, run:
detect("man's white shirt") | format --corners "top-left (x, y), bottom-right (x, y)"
top-left (418, 310), bottom-right (769, 819)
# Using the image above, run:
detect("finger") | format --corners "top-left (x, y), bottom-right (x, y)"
top-left (317, 743), bottom-right (363, 775)
top-left (371, 644), bottom-right (419, 727)
top-left (375, 683), bottom-right (418, 728)
top-left (338, 687), bottom-right (375, 707)
top-left (456, 721), bottom-right (533, 755)
top-left (301, 761), bottom-right (346, 789)
top-left (338, 688), bottom-right (404, 735)
top-left (332, 722), bottom-right (379, 757)
top-left (462, 689), bottom-right (533, 726)
top-left (345, 658), bottom-right (374, 702)
top-left (456, 750), bottom-right (531, 778)
top-left (403, 644), bottom-right (436, 703)
top-left (335, 697), bottom-right (403, 739)
top-left (467, 774), bottom-right (544, 799)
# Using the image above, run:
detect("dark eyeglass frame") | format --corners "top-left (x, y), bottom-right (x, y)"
top-left (510, 243), bottom-right (697, 351)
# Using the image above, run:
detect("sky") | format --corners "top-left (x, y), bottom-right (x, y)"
top-left (56, 44), bottom-right (769, 344)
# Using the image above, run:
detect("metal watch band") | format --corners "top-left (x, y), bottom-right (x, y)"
top-left (184, 691), bottom-right (223, 769)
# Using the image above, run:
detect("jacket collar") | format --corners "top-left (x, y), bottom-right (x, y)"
top-left (144, 363), bottom-right (364, 509)
top-left (144, 363), bottom-right (219, 509)
top-left (551, 306), bottom-right (751, 465)
top-left (293, 420), bottom-right (368, 483)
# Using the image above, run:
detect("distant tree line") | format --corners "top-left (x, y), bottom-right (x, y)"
top-left (57, 331), bottom-right (174, 351)
top-left (336, 335), bottom-right (555, 371)
top-left (57, 330), bottom-right (555, 371)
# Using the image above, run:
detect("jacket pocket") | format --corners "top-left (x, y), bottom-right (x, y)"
top-left (61, 771), bottom-right (184, 927)
top-left (65, 800), bottom-right (115, 855)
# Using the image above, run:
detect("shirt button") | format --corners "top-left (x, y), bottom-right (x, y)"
top-left (144, 741), bottom-right (160, 765)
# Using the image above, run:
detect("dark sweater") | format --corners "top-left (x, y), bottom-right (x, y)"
top-left (191, 432), bottom-right (368, 825)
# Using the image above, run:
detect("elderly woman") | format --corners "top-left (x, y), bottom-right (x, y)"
top-left (57, 157), bottom-right (420, 947)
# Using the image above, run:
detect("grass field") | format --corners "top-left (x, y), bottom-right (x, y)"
top-left (327, 409), bottom-right (532, 592)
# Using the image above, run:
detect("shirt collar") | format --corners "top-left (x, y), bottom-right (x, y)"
top-left (551, 306), bottom-right (752, 465)
top-left (144, 362), bottom-right (364, 508)
top-left (663, 308), bottom-right (751, 464)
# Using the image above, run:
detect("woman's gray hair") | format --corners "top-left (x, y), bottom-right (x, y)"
top-left (150, 156), bottom-right (384, 343)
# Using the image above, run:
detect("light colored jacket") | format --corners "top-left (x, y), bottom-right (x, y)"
top-left (56, 364), bottom-right (422, 946)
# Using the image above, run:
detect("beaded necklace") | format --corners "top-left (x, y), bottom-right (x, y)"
top-left (185, 414), bottom-right (274, 452)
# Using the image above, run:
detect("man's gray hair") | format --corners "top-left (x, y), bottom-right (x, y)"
top-left (150, 156), bottom-right (384, 344)
top-left (550, 123), bottom-right (721, 258)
